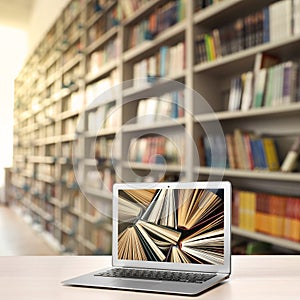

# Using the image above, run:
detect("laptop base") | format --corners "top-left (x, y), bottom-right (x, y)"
top-left (62, 268), bottom-right (229, 296)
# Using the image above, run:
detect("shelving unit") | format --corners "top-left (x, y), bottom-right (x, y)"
top-left (9, 0), bottom-right (300, 254)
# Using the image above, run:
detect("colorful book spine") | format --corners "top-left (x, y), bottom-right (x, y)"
top-left (233, 190), bottom-right (300, 242)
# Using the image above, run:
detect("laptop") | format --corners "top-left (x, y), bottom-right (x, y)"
top-left (62, 181), bottom-right (231, 296)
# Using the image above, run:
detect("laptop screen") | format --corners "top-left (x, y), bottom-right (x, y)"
top-left (117, 187), bottom-right (224, 265)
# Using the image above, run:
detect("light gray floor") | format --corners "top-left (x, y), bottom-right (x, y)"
top-left (0, 206), bottom-right (58, 255)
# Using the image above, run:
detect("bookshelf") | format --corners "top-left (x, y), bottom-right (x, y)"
top-left (9, 0), bottom-right (300, 254)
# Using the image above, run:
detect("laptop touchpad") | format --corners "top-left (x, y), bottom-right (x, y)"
top-left (113, 278), bottom-right (161, 289)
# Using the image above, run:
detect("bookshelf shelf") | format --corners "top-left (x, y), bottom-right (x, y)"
top-left (232, 226), bottom-right (300, 252)
top-left (60, 133), bottom-right (77, 142)
top-left (60, 109), bottom-right (81, 120)
top-left (85, 60), bottom-right (118, 84)
top-left (122, 72), bottom-right (186, 99)
top-left (63, 9), bottom-right (83, 32)
top-left (193, 0), bottom-right (241, 25)
top-left (195, 103), bottom-right (300, 122)
top-left (122, 161), bottom-right (184, 173)
top-left (36, 174), bottom-right (56, 184)
top-left (44, 53), bottom-right (60, 72)
top-left (83, 186), bottom-right (112, 200)
top-left (48, 197), bottom-right (68, 209)
top-left (62, 55), bottom-right (82, 74)
top-left (28, 156), bottom-right (56, 164)
top-left (77, 235), bottom-right (97, 252)
top-left (195, 167), bottom-right (300, 182)
top-left (86, 26), bottom-right (118, 55)
top-left (45, 74), bottom-right (60, 88)
top-left (123, 20), bottom-right (186, 62)
top-left (85, 127), bottom-right (117, 138)
top-left (122, 118), bottom-right (186, 133)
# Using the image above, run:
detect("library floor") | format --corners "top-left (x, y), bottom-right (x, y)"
top-left (0, 206), bottom-right (58, 255)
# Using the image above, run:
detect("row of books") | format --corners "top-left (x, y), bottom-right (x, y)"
top-left (63, 0), bottom-right (83, 25)
top-left (87, 0), bottom-right (111, 18)
top-left (62, 90), bottom-right (85, 113)
top-left (62, 64), bottom-right (81, 88)
top-left (35, 106), bottom-right (55, 124)
top-left (127, 0), bottom-right (185, 49)
top-left (89, 227), bottom-right (112, 253)
top-left (46, 144), bottom-right (56, 157)
top-left (62, 18), bottom-right (82, 46)
top-left (87, 102), bottom-right (120, 133)
top-left (86, 169), bottom-right (115, 192)
top-left (232, 190), bottom-right (300, 242)
top-left (88, 4), bottom-right (120, 46)
top-left (136, 90), bottom-right (185, 123)
top-left (228, 58), bottom-right (300, 111)
top-left (61, 168), bottom-right (78, 188)
top-left (86, 69), bottom-right (119, 105)
top-left (62, 213), bottom-right (78, 232)
top-left (61, 142), bottom-right (73, 159)
top-left (62, 40), bottom-right (83, 65)
top-left (62, 116), bottom-right (79, 135)
top-left (120, 0), bottom-right (154, 20)
top-left (88, 38), bottom-right (120, 75)
top-left (133, 42), bottom-right (185, 88)
top-left (128, 135), bottom-right (185, 165)
top-left (82, 198), bottom-right (111, 221)
top-left (199, 129), bottom-right (281, 170)
top-left (94, 137), bottom-right (114, 161)
top-left (195, 0), bottom-right (299, 63)
top-left (31, 180), bottom-right (48, 197)
top-left (194, 0), bottom-right (224, 11)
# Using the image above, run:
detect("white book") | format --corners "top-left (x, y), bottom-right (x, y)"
top-left (177, 42), bottom-right (184, 74)
top-left (145, 97), bottom-right (159, 123)
top-left (136, 99), bottom-right (147, 122)
top-left (148, 55), bottom-right (157, 78)
top-left (240, 71), bottom-right (253, 111)
top-left (293, 0), bottom-right (300, 35)
top-left (157, 93), bottom-right (172, 120)
top-left (270, 0), bottom-right (292, 42)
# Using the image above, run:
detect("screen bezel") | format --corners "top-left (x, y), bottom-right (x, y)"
top-left (112, 181), bottom-right (231, 274)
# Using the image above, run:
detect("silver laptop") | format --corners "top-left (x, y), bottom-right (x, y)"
top-left (63, 181), bottom-right (231, 296)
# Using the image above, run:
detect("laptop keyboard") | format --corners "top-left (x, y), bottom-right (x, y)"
top-left (95, 268), bottom-right (216, 284)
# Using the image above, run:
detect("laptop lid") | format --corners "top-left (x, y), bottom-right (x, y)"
top-left (112, 181), bottom-right (231, 275)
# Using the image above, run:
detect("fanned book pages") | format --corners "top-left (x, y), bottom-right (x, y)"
top-left (118, 188), bottom-right (224, 265)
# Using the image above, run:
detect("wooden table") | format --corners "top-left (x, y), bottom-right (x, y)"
top-left (0, 255), bottom-right (299, 299)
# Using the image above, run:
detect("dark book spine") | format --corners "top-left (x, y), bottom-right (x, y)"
top-left (263, 7), bottom-right (270, 43)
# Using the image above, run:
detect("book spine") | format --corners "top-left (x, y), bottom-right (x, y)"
top-left (263, 7), bottom-right (270, 43)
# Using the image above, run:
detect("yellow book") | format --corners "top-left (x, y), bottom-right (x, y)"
top-left (249, 192), bottom-right (256, 232)
top-left (263, 138), bottom-right (280, 171)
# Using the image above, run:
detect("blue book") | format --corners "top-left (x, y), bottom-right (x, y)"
top-left (171, 92), bottom-right (178, 118)
top-left (263, 7), bottom-right (270, 43)
top-left (159, 46), bottom-right (169, 77)
top-left (256, 139), bottom-right (268, 169)
top-left (250, 139), bottom-right (262, 169)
